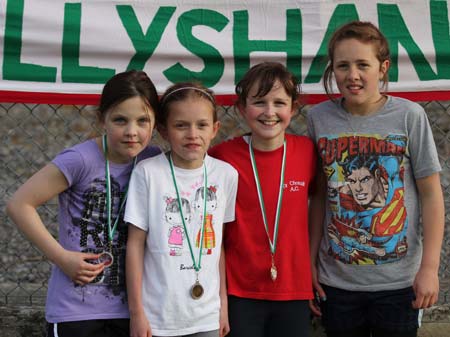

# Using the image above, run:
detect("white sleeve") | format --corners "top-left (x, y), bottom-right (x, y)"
top-left (124, 162), bottom-right (150, 231)
top-left (223, 167), bottom-right (238, 223)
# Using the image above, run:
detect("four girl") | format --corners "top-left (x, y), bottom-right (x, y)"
top-left (6, 20), bottom-right (445, 337)
top-left (307, 21), bottom-right (445, 337)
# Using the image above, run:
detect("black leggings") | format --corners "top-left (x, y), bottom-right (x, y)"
top-left (46, 319), bottom-right (129, 337)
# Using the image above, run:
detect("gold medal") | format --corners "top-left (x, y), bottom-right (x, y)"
top-left (190, 280), bottom-right (204, 300)
top-left (249, 138), bottom-right (286, 284)
top-left (270, 255), bottom-right (277, 281)
top-left (270, 264), bottom-right (277, 281)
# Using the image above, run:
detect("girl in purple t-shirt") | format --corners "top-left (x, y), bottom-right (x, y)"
top-left (6, 70), bottom-right (160, 337)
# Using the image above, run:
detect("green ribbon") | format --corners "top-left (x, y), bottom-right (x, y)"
top-left (248, 137), bottom-right (286, 255)
top-left (102, 134), bottom-right (137, 246)
top-left (168, 154), bottom-right (207, 272)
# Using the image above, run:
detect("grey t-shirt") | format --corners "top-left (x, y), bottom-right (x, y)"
top-left (307, 96), bottom-right (441, 291)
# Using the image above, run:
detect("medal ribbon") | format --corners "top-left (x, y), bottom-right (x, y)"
top-left (168, 154), bottom-right (207, 272)
top-left (102, 134), bottom-right (137, 245)
top-left (248, 137), bottom-right (286, 255)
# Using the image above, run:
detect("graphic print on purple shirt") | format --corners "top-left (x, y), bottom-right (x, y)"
top-left (70, 175), bottom-right (128, 295)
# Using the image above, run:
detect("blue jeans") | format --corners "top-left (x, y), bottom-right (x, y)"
top-left (319, 284), bottom-right (419, 337)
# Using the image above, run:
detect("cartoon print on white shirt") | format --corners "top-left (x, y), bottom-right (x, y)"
top-left (194, 185), bottom-right (218, 255)
top-left (165, 196), bottom-right (190, 256)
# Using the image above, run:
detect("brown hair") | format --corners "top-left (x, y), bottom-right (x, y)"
top-left (159, 82), bottom-right (217, 127)
top-left (98, 70), bottom-right (159, 122)
top-left (235, 62), bottom-right (300, 108)
top-left (323, 21), bottom-right (391, 97)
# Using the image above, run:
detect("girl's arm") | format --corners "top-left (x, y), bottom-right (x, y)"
top-left (127, 224), bottom-right (152, 337)
top-left (308, 169), bottom-right (327, 316)
top-left (412, 173), bottom-right (445, 309)
top-left (219, 242), bottom-right (230, 337)
top-left (6, 163), bottom-right (104, 284)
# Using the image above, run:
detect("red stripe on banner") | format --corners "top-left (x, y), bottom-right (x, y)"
top-left (0, 90), bottom-right (450, 106)
top-left (0, 90), bottom-right (101, 105)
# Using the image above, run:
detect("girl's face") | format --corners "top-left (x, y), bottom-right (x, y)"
top-left (101, 96), bottom-right (155, 163)
top-left (333, 38), bottom-right (389, 116)
top-left (239, 80), bottom-right (294, 151)
top-left (162, 97), bottom-right (219, 169)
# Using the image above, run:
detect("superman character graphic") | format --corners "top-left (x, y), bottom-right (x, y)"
top-left (317, 134), bottom-right (408, 265)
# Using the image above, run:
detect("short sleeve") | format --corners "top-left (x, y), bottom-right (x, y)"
top-left (52, 148), bottom-right (86, 187)
top-left (223, 167), bottom-right (238, 223)
top-left (124, 162), bottom-right (150, 231)
top-left (406, 104), bottom-right (441, 179)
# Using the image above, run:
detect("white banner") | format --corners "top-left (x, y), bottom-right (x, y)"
top-left (0, 0), bottom-right (449, 102)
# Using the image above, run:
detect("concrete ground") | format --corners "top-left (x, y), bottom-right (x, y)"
top-left (418, 323), bottom-right (450, 337)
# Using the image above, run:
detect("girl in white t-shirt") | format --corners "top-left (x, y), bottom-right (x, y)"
top-left (124, 82), bottom-right (238, 337)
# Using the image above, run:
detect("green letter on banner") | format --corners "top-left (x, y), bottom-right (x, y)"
top-left (304, 4), bottom-right (358, 83)
top-left (233, 9), bottom-right (302, 83)
top-left (163, 9), bottom-right (228, 87)
top-left (3, 0), bottom-right (56, 82)
top-left (378, 4), bottom-right (436, 81)
top-left (62, 3), bottom-right (115, 83)
top-left (431, 1), bottom-right (450, 79)
top-left (118, 6), bottom-right (176, 71)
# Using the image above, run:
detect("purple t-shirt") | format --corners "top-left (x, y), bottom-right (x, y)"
top-left (46, 139), bottom-right (159, 323)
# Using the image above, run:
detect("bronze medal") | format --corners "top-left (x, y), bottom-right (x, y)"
top-left (169, 155), bottom-right (208, 300)
top-left (190, 280), bottom-right (204, 300)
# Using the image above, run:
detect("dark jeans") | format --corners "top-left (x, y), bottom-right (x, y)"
top-left (320, 284), bottom-right (419, 337)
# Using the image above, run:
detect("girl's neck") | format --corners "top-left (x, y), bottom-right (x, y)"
top-left (168, 151), bottom-right (205, 170)
top-left (96, 136), bottom-right (133, 165)
top-left (249, 134), bottom-right (285, 152)
top-left (343, 94), bottom-right (387, 117)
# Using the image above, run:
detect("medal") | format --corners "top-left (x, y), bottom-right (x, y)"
top-left (190, 274), bottom-right (205, 300)
top-left (270, 255), bottom-right (277, 281)
top-left (98, 251), bottom-right (114, 267)
top-left (169, 154), bottom-right (208, 299)
top-left (249, 137), bottom-right (286, 282)
top-left (102, 135), bottom-right (136, 268)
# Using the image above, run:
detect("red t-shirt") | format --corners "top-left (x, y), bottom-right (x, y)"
top-left (209, 134), bottom-right (316, 300)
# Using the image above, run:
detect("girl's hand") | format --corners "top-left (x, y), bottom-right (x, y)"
top-left (130, 311), bottom-right (152, 337)
top-left (57, 250), bottom-right (105, 285)
top-left (219, 304), bottom-right (230, 337)
top-left (309, 264), bottom-right (326, 317)
top-left (412, 266), bottom-right (439, 309)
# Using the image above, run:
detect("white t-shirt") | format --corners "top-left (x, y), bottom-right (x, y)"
top-left (124, 153), bottom-right (238, 336)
